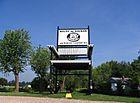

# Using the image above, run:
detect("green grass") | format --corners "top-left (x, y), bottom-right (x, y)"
top-left (0, 92), bottom-right (49, 97)
top-left (72, 92), bottom-right (140, 103)
top-left (47, 92), bottom-right (140, 103)
top-left (0, 92), bottom-right (140, 103)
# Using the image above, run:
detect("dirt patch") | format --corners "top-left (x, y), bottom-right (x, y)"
top-left (0, 96), bottom-right (125, 103)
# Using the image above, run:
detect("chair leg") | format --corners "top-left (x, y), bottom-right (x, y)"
top-left (54, 69), bottom-right (58, 93)
top-left (88, 67), bottom-right (92, 95)
top-left (48, 65), bottom-right (54, 94)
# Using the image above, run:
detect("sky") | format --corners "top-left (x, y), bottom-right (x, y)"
top-left (0, 0), bottom-right (140, 82)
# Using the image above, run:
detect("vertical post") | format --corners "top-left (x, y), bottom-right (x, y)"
top-left (55, 68), bottom-right (58, 93)
top-left (88, 26), bottom-right (90, 45)
top-left (50, 51), bottom-right (53, 81)
top-left (88, 49), bottom-right (93, 94)
top-left (48, 50), bottom-right (53, 94)
top-left (88, 66), bottom-right (92, 94)
top-left (57, 26), bottom-right (59, 51)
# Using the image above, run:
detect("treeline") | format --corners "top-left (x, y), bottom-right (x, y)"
top-left (92, 57), bottom-right (140, 97)
top-left (93, 58), bottom-right (140, 85)
top-left (0, 78), bottom-right (30, 87)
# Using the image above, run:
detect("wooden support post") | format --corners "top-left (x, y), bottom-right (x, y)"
top-left (50, 51), bottom-right (53, 82)
top-left (88, 65), bottom-right (92, 95)
top-left (55, 69), bottom-right (58, 93)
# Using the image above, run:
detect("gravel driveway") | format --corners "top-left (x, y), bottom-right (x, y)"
top-left (0, 96), bottom-right (125, 103)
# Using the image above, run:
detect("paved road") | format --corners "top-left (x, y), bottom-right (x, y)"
top-left (0, 96), bottom-right (125, 103)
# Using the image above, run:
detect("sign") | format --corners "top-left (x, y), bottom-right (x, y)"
top-left (58, 29), bottom-right (88, 45)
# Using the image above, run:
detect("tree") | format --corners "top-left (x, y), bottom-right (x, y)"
top-left (63, 70), bottom-right (88, 90)
top-left (30, 45), bottom-right (50, 92)
top-left (93, 62), bottom-right (112, 85)
top-left (8, 80), bottom-right (15, 86)
top-left (109, 61), bottom-right (122, 77)
top-left (131, 56), bottom-right (140, 84)
top-left (93, 60), bottom-right (132, 85)
top-left (0, 77), bottom-right (8, 86)
top-left (118, 61), bottom-right (132, 77)
top-left (0, 29), bottom-right (32, 92)
top-left (31, 77), bottom-right (48, 92)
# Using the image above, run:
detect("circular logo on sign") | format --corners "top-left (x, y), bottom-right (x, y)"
top-left (67, 33), bottom-right (80, 42)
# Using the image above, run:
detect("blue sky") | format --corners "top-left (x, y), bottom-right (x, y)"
top-left (0, 0), bottom-right (140, 81)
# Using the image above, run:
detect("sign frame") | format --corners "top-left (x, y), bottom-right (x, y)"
top-left (57, 27), bottom-right (90, 48)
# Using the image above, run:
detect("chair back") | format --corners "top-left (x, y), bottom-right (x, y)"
top-left (57, 27), bottom-right (90, 56)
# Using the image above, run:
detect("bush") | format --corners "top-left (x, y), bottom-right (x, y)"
top-left (0, 86), bottom-right (14, 92)
top-left (129, 89), bottom-right (140, 97)
top-left (94, 82), bottom-right (111, 94)
top-left (31, 77), bottom-right (48, 92)
top-left (19, 85), bottom-right (32, 92)
top-left (0, 78), bottom-right (8, 86)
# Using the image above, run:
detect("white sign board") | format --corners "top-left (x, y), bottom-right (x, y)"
top-left (58, 29), bottom-right (88, 45)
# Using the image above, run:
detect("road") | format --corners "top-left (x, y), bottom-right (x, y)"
top-left (0, 96), bottom-right (125, 103)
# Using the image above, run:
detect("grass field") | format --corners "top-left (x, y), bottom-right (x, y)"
top-left (0, 91), bottom-right (140, 103)
top-left (47, 92), bottom-right (140, 103)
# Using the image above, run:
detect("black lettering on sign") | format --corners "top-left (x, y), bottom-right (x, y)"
top-left (67, 33), bottom-right (80, 42)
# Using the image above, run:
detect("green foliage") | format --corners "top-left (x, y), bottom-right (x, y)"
top-left (93, 61), bottom-right (112, 85)
top-left (8, 80), bottom-right (15, 86)
top-left (58, 70), bottom-right (88, 91)
top-left (0, 86), bottom-right (15, 92)
top-left (30, 45), bottom-right (50, 78)
top-left (93, 59), bottom-right (140, 97)
top-left (0, 29), bottom-right (32, 73)
top-left (117, 61), bottom-right (132, 77)
top-left (93, 61), bottom-right (132, 85)
top-left (30, 46), bottom-right (50, 92)
top-left (0, 29), bottom-right (32, 92)
top-left (131, 56), bottom-right (140, 84)
top-left (0, 77), bottom-right (8, 86)
top-left (31, 77), bottom-right (48, 92)
top-left (19, 85), bottom-right (32, 92)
